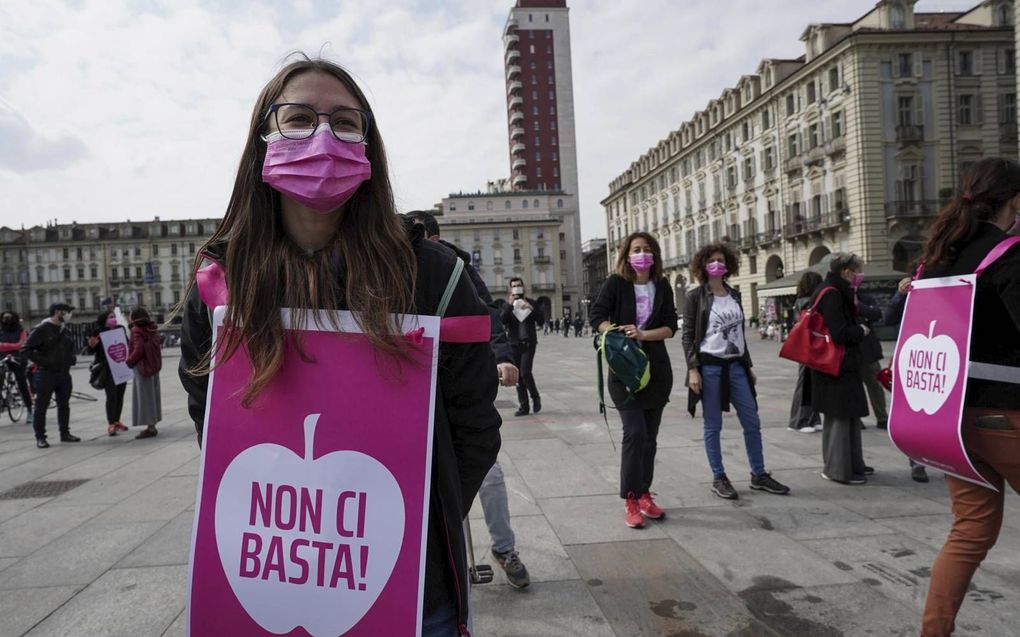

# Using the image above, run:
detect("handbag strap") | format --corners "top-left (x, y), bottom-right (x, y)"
top-left (974, 236), bottom-right (1020, 277)
top-left (436, 258), bottom-right (464, 317)
top-left (808, 286), bottom-right (839, 312)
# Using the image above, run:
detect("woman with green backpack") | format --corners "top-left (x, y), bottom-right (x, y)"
top-left (591, 232), bottom-right (678, 529)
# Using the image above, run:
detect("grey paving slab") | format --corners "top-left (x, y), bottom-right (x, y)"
top-left (660, 506), bottom-right (859, 592)
top-left (540, 494), bottom-right (668, 545)
top-left (880, 513), bottom-right (1020, 577)
top-left (0, 498), bottom-right (48, 525)
top-left (470, 579), bottom-right (615, 637)
top-left (24, 565), bottom-right (187, 637)
top-left (0, 503), bottom-right (101, 557)
top-left (567, 539), bottom-right (773, 636)
top-left (501, 437), bottom-right (615, 498)
top-left (117, 511), bottom-right (194, 568)
top-left (160, 611), bottom-right (186, 637)
top-left (470, 513), bottom-right (580, 585)
top-left (93, 475), bottom-right (196, 524)
top-left (0, 518), bottom-right (164, 589)
top-left (0, 585), bottom-right (82, 637)
top-left (730, 485), bottom-right (896, 540)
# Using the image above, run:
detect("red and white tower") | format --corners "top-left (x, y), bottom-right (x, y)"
top-left (503, 0), bottom-right (582, 311)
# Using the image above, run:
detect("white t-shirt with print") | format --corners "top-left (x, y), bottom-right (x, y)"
top-left (699, 293), bottom-right (745, 358)
top-left (634, 282), bottom-right (656, 329)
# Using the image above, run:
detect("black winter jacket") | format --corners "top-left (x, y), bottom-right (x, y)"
top-left (23, 321), bottom-right (76, 373)
top-left (805, 274), bottom-right (869, 418)
top-left (589, 274), bottom-right (678, 410)
top-left (178, 237), bottom-right (501, 631)
top-left (500, 298), bottom-right (545, 343)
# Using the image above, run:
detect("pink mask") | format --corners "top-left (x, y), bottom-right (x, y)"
top-left (629, 253), bottom-right (654, 272)
top-left (105, 319), bottom-right (117, 328)
top-left (261, 125), bottom-right (372, 213)
top-left (705, 261), bottom-right (728, 278)
top-left (851, 273), bottom-right (865, 289)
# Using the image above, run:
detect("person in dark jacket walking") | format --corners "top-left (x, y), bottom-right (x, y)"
top-left (787, 271), bottom-right (823, 433)
top-left (916, 158), bottom-right (1020, 637)
top-left (85, 311), bottom-right (129, 437)
top-left (590, 232), bottom-right (677, 528)
top-left (806, 253), bottom-right (873, 485)
top-left (501, 277), bottom-right (545, 416)
top-left (856, 291), bottom-right (887, 430)
top-left (23, 303), bottom-right (80, 448)
top-left (177, 56), bottom-right (500, 637)
top-left (0, 311), bottom-right (33, 419)
top-left (127, 308), bottom-right (162, 439)
top-left (682, 243), bottom-right (790, 500)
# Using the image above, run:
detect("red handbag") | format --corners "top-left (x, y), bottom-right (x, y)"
top-left (779, 287), bottom-right (845, 377)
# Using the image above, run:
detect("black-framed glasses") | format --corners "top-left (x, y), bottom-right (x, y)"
top-left (262, 103), bottom-right (372, 143)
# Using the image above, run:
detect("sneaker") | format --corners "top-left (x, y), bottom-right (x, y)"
top-left (638, 492), bottom-right (665, 519)
top-left (624, 495), bottom-right (646, 528)
top-left (862, 466), bottom-right (875, 476)
top-left (514, 406), bottom-right (530, 417)
top-left (821, 472), bottom-right (866, 485)
top-left (712, 476), bottom-right (739, 500)
top-left (750, 472), bottom-right (790, 495)
top-left (114, 421), bottom-right (128, 432)
top-left (107, 423), bottom-right (118, 437)
top-left (797, 426), bottom-right (817, 433)
top-left (36, 438), bottom-right (49, 449)
top-left (59, 433), bottom-right (81, 443)
top-left (492, 549), bottom-right (531, 589)
top-left (813, 424), bottom-right (824, 432)
top-left (911, 466), bottom-right (929, 483)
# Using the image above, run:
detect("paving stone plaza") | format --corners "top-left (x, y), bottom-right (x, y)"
top-left (0, 335), bottom-right (1017, 636)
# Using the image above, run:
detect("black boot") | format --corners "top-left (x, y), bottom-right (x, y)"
top-left (514, 405), bottom-right (530, 417)
top-left (532, 397), bottom-right (542, 414)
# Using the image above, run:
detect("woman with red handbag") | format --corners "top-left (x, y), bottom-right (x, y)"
top-left (806, 253), bottom-right (873, 485)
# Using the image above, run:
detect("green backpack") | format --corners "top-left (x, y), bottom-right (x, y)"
top-left (594, 325), bottom-right (651, 414)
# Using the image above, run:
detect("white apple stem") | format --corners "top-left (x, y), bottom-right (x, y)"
top-left (928, 320), bottom-right (937, 339)
top-left (303, 414), bottom-right (321, 461)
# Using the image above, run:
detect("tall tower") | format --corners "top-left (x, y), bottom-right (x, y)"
top-left (503, 0), bottom-right (583, 314)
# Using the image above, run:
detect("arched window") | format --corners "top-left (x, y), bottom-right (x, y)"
top-left (505, 200), bottom-right (512, 209)
top-left (557, 199), bottom-right (564, 208)
top-left (533, 199), bottom-right (540, 208)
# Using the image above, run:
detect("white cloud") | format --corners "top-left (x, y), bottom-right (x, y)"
top-left (0, 0), bottom-right (982, 239)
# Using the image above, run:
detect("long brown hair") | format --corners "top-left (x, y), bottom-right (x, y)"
top-left (795, 271), bottom-right (822, 298)
top-left (615, 232), bottom-right (663, 281)
top-left (185, 56), bottom-right (416, 406)
top-left (921, 157), bottom-right (1020, 268)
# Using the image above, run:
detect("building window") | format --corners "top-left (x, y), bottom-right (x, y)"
top-left (534, 136), bottom-right (540, 145)
top-left (522, 199), bottom-right (529, 209)
top-left (1001, 93), bottom-right (1016, 123)
top-left (806, 82), bottom-right (816, 103)
top-left (898, 53), bottom-right (912, 77)
top-left (532, 105), bottom-right (538, 115)
top-left (90, 265), bottom-right (97, 279)
top-left (531, 90), bottom-right (537, 99)
top-left (1006, 49), bottom-right (1016, 75)
top-left (551, 136), bottom-right (557, 146)
top-left (548, 90), bottom-right (554, 99)
top-left (788, 134), bottom-right (799, 157)
top-left (549, 106), bottom-right (555, 115)
top-left (764, 146), bottom-right (775, 171)
top-left (467, 202), bottom-right (475, 211)
top-left (63, 267), bottom-right (70, 281)
top-left (828, 67), bottom-right (839, 92)
top-left (134, 247), bottom-right (141, 256)
top-left (742, 121), bottom-right (750, 141)
top-left (505, 200), bottom-right (512, 209)
top-left (785, 94), bottom-right (795, 116)
top-left (189, 242), bottom-right (196, 255)
top-left (111, 269), bottom-right (118, 281)
top-left (533, 199), bottom-right (539, 208)
top-left (547, 76), bottom-right (553, 84)
top-left (171, 243), bottom-right (178, 256)
top-left (62, 247), bottom-right (68, 259)
top-left (958, 94), bottom-right (974, 125)
top-left (761, 109), bottom-right (771, 129)
top-left (513, 248), bottom-right (521, 264)
top-left (808, 123), bottom-right (819, 148)
top-left (152, 244), bottom-right (159, 256)
top-left (891, 4), bottom-right (906, 29)
top-left (513, 229), bottom-right (520, 240)
top-left (546, 61), bottom-right (552, 69)
top-left (898, 96), bottom-right (914, 126)
top-left (533, 120), bottom-right (539, 130)
top-left (553, 167), bottom-right (559, 177)
top-left (76, 266), bottom-right (84, 279)
top-left (76, 247), bottom-right (82, 260)
top-left (529, 61), bottom-right (536, 70)
top-left (831, 111), bottom-right (844, 138)
top-left (557, 199), bottom-right (564, 208)
top-left (958, 50), bottom-right (974, 76)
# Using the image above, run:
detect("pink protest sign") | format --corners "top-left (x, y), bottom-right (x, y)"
top-left (99, 327), bottom-right (132, 385)
top-left (187, 308), bottom-right (439, 637)
top-left (888, 275), bottom-right (994, 490)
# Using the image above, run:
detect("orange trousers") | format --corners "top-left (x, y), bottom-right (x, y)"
top-left (921, 408), bottom-right (1020, 636)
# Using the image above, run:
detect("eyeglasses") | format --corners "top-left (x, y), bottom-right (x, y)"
top-left (262, 103), bottom-right (372, 143)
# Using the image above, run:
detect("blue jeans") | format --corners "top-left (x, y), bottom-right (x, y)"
top-left (422, 602), bottom-right (459, 637)
top-left (479, 462), bottom-right (515, 554)
top-left (701, 364), bottom-right (766, 479)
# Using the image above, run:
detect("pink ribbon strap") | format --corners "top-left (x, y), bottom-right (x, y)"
top-left (439, 316), bottom-right (491, 343)
top-left (974, 236), bottom-right (1020, 277)
top-left (195, 262), bottom-right (228, 309)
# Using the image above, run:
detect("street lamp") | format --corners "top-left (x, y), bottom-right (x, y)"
top-left (580, 297), bottom-right (590, 324)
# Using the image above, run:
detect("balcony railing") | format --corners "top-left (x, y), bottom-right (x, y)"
top-left (506, 65), bottom-right (521, 80)
top-left (756, 228), bottom-right (783, 246)
top-left (504, 34), bottom-right (519, 47)
top-left (885, 200), bottom-right (938, 220)
top-left (509, 95), bottom-right (523, 108)
top-left (533, 255), bottom-right (551, 264)
top-left (805, 145), bottom-right (826, 166)
top-left (512, 174), bottom-right (527, 185)
top-left (783, 157), bottom-right (802, 174)
top-left (510, 127), bottom-right (524, 139)
top-left (896, 125), bottom-right (924, 146)
top-left (825, 136), bottom-right (846, 156)
top-left (509, 110), bottom-right (523, 124)
top-left (505, 48), bottom-right (520, 64)
top-left (533, 282), bottom-right (556, 291)
top-left (507, 80), bottom-right (522, 95)
top-left (511, 142), bottom-right (526, 154)
top-left (512, 157), bottom-right (527, 169)
top-left (784, 211), bottom-right (849, 238)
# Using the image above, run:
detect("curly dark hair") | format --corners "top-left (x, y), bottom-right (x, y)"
top-left (690, 242), bottom-right (739, 283)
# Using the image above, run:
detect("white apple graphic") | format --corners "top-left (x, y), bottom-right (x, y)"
top-left (214, 414), bottom-right (405, 636)
top-left (897, 320), bottom-right (961, 416)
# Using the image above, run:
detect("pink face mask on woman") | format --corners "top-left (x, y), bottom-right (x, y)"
top-left (629, 253), bottom-right (654, 272)
top-left (705, 261), bottom-right (728, 278)
top-left (105, 318), bottom-right (117, 329)
top-left (261, 125), bottom-right (372, 213)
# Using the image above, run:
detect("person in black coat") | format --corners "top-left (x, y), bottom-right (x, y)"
top-left (590, 232), bottom-right (677, 529)
top-left (681, 243), bottom-right (789, 501)
top-left (806, 253), bottom-right (872, 484)
top-left (500, 277), bottom-right (545, 416)
top-left (23, 303), bottom-right (80, 448)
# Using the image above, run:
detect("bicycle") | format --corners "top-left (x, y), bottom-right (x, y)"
top-left (69, 390), bottom-right (98, 402)
top-left (1, 354), bottom-right (26, 422)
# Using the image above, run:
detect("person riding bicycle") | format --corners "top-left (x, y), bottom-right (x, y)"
top-left (1, 311), bottom-right (33, 418)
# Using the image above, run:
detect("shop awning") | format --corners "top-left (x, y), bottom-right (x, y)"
top-left (758, 261), bottom-right (908, 298)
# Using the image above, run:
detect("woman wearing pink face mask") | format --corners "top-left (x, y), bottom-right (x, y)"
top-left (85, 310), bottom-right (129, 436)
top-left (681, 243), bottom-right (790, 500)
top-left (177, 56), bottom-right (500, 636)
top-left (804, 252), bottom-right (872, 485)
top-left (590, 232), bottom-right (678, 529)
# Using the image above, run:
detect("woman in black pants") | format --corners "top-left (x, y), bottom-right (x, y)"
top-left (590, 232), bottom-right (677, 529)
top-left (85, 311), bottom-right (128, 436)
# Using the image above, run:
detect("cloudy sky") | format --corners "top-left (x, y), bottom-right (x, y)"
top-left (0, 0), bottom-right (966, 239)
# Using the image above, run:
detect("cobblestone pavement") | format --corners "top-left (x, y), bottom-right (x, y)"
top-left (0, 335), bottom-right (1017, 636)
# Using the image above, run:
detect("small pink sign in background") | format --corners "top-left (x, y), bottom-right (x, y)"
top-left (888, 275), bottom-right (994, 490)
top-left (187, 309), bottom-right (439, 636)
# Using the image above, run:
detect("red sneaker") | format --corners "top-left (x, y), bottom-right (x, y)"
top-left (624, 495), bottom-right (645, 529)
top-left (638, 492), bottom-right (665, 519)
top-left (114, 421), bottom-right (128, 432)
